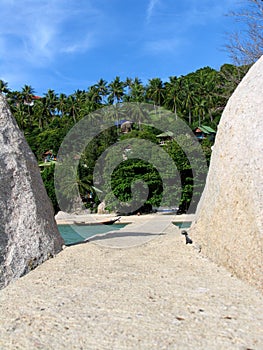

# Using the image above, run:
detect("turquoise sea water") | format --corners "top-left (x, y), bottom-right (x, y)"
top-left (173, 221), bottom-right (192, 229)
top-left (58, 223), bottom-right (127, 246)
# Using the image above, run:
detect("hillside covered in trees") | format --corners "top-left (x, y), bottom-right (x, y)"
top-left (0, 63), bottom-right (250, 214)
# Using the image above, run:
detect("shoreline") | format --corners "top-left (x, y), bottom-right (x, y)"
top-left (55, 211), bottom-right (196, 226)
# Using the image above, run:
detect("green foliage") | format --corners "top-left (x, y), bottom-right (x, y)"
top-left (3, 63), bottom-right (247, 213)
top-left (6, 63), bottom-right (247, 136)
top-left (200, 138), bottom-right (213, 166)
top-left (40, 163), bottom-right (59, 213)
top-left (26, 123), bottom-right (72, 160)
top-left (163, 136), bottom-right (208, 212)
top-left (105, 159), bottom-right (163, 212)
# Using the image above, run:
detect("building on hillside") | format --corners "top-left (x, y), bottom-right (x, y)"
top-left (43, 150), bottom-right (56, 162)
top-left (156, 131), bottom-right (174, 145)
top-left (23, 95), bottom-right (42, 106)
top-left (193, 125), bottom-right (216, 142)
top-left (120, 120), bottom-right (133, 133)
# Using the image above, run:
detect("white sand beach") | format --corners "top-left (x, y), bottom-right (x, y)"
top-left (0, 215), bottom-right (262, 349)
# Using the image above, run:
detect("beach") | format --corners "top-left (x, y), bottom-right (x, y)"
top-left (0, 215), bottom-right (262, 349)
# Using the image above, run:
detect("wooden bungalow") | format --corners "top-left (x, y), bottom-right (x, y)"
top-left (194, 125), bottom-right (216, 142)
top-left (156, 131), bottom-right (174, 145)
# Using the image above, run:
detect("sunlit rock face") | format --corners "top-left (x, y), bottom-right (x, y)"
top-left (0, 95), bottom-right (64, 289)
top-left (191, 57), bottom-right (263, 291)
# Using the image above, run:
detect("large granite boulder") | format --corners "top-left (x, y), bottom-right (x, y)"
top-left (0, 95), bottom-right (64, 289)
top-left (191, 57), bottom-right (263, 291)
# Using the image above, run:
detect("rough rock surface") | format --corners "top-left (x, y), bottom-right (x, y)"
top-left (0, 95), bottom-right (64, 289)
top-left (191, 57), bottom-right (263, 291)
top-left (0, 223), bottom-right (262, 349)
top-left (97, 201), bottom-right (107, 214)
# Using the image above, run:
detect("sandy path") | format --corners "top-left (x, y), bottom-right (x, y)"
top-left (0, 221), bottom-right (262, 349)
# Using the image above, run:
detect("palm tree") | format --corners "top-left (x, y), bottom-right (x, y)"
top-left (13, 104), bottom-right (28, 130)
top-left (21, 84), bottom-right (35, 129)
top-left (21, 84), bottom-right (35, 104)
top-left (164, 76), bottom-right (182, 118)
top-left (124, 77), bottom-right (133, 100)
top-left (192, 67), bottom-right (219, 124)
top-left (32, 99), bottom-right (45, 129)
top-left (86, 85), bottom-right (101, 109)
top-left (66, 95), bottom-right (77, 124)
top-left (43, 89), bottom-right (58, 123)
top-left (194, 98), bottom-right (208, 126)
top-left (73, 89), bottom-right (87, 121)
top-left (146, 78), bottom-right (165, 108)
top-left (129, 77), bottom-right (146, 103)
top-left (0, 80), bottom-right (9, 94)
top-left (95, 78), bottom-right (108, 101)
top-left (58, 93), bottom-right (68, 118)
top-left (55, 161), bottom-right (93, 212)
top-left (181, 78), bottom-right (195, 125)
top-left (123, 102), bottom-right (149, 130)
top-left (89, 79), bottom-right (108, 107)
top-left (108, 76), bottom-right (125, 104)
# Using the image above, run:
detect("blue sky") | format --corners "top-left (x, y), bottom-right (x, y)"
top-left (0, 0), bottom-right (245, 96)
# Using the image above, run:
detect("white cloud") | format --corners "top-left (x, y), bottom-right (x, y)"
top-left (0, 0), bottom-right (245, 94)
top-left (61, 34), bottom-right (95, 54)
top-left (0, 0), bottom-right (107, 92)
top-left (0, 0), bottom-right (101, 67)
top-left (146, 0), bottom-right (160, 23)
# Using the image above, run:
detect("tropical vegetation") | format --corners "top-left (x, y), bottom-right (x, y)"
top-left (0, 64), bottom-right (250, 214)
